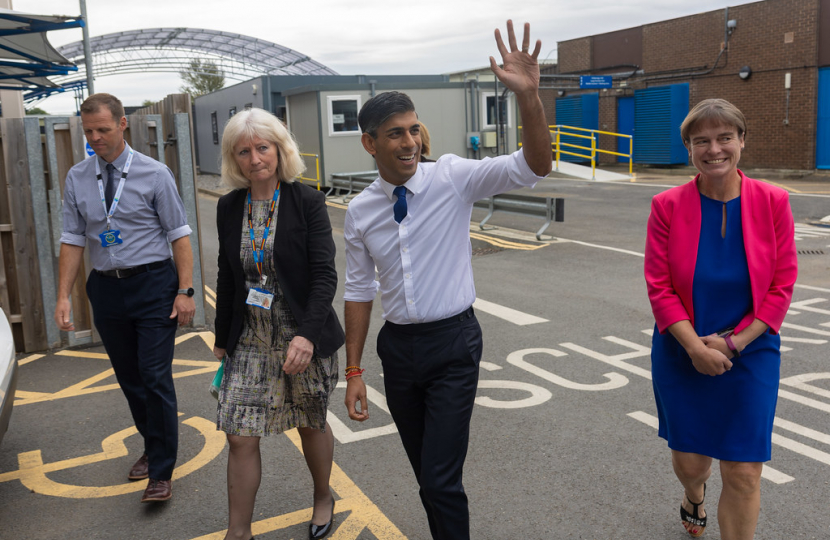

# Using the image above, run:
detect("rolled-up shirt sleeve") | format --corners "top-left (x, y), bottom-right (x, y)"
top-left (154, 166), bottom-right (192, 242)
top-left (343, 209), bottom-right (379, 302)
top-left (59, 170), bottom-right (88, 247)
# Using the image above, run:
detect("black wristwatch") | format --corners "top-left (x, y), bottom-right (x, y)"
top-left (178, 287), bottom-right (195, 297)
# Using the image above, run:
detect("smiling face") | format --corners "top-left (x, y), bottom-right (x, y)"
top-left (361, 111), bottom-right (421, 186)
top-left (687, 120), bottom-right (744, 183)
top-left (233, 136), bottom-right (279, 186)
top-left (81, 108), bottom-right (127, 163)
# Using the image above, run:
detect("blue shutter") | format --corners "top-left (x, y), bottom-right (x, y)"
top-left (634, 84), bottom-right (689, 165)
top-left (817, 67), bottom-right (830, 169)
top-left (555, 93), bottom-right (599, 162)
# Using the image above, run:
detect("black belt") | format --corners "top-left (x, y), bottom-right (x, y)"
top-left (386, 306), bottom-right (476, 333)
top-left (95, 259), bottom-right (170, 279)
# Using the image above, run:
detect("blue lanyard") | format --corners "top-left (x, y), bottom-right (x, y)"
top-left (95, 150), bottom-right (134, 229)
top-left (247, 182), bottom-right (280, 282)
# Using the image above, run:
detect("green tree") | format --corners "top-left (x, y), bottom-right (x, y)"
top-left (141, 99), bottom-right (155, 107)
top-left (26, 107), bottom-right (48, 115)
top-left (179, 58), bottom-right (225, 97)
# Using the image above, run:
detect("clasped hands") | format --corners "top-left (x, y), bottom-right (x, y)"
top-left (690, 334), bottom-right (736, 376)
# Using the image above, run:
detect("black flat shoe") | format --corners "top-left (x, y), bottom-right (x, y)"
top-left (308, 496), bottom-right (335, 540)
top-left (680, 483), bottom-right (707, 537)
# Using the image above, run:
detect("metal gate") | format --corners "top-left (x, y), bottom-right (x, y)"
top-left (555, 93), bottom-right (598, 162)
top-left (633, 83), bottom-right (689, 165)
top-left (0, 110), bottom-right (205, 352)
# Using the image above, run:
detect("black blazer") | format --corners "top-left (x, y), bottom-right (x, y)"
top-left (213, 182), bottom-right (345, 358)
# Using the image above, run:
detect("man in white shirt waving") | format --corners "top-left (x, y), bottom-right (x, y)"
top-left (343, 20), bottom-right (552, 539)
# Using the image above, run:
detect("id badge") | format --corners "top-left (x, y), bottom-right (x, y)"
top-left (99, 229), bottom-right (123, 247)
top-left (246, 287), bottom-right (274, 310)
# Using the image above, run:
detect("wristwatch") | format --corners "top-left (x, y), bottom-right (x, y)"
top-left (178, 287), bottom-right (195, 297)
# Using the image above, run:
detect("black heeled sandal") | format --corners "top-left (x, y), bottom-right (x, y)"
top-left (680, 483), bottom-right (707, 537)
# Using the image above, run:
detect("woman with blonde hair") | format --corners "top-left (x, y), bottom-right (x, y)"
top-left (213, 108), bottom-right (344, 540)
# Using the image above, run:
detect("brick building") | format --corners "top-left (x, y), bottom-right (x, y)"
top-left (544, 0), bottom-right (830, 170)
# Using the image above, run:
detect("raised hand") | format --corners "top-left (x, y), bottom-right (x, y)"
top-left (490, 20), bottom-right (542, 96)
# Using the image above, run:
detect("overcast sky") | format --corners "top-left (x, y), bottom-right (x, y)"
top-left (16, 0), bottom-right (759, 114)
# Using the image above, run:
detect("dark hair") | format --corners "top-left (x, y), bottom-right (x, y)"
top-left (358, 91), bottom-right (416, 137)
top-left (80, 93), bottom-right (125, 121)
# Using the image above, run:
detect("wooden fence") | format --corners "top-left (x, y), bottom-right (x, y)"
top-left (0, 96), bottom-right (205, 352)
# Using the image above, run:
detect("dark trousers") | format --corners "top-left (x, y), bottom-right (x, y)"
top-left (86, 260), bottom-right (179, 480)
top-left (377, 307), bottom-right (482, 540)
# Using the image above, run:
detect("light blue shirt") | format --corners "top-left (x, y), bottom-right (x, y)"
top-left (343, 149), bottom-right (543, 324)
top-left (60, 142), bottom-right (192, 271)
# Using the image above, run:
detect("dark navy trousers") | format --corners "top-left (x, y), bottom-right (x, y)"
top-left (86, 259), bottom-right (179, 480)
top-left (377, 307), bottom-right (482, 540)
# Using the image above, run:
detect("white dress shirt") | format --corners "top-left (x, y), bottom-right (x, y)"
top-left (344, 149), bottom-right (543, 324)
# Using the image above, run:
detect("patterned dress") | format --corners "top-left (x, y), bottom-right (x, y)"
top-left (217, 198), bottom-right (338, 436)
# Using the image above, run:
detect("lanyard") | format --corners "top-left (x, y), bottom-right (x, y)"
top-left (95, 150), bottom-right (134, 229)
top-left (247, 182), bottom-right (280, 282)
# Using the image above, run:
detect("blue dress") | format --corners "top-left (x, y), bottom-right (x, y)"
top-left (651, 194), bottom-right (780, 462)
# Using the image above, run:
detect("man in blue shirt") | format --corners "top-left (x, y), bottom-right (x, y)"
top-left (54, 93), bottom-right (195, 503)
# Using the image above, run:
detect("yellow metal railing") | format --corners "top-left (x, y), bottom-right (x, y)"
top-left (518, 125), bottom-right (634, 180)
top-left (298, 153), bottom-right (321, 190)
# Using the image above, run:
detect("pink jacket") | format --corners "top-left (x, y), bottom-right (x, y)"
top-left (645, 171), bottom-right (797, 336)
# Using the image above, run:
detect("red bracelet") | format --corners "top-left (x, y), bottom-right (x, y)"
top-left (345, 368), bottom-right (365, 380)
top-left (723, 334), bottom-right (741, 358)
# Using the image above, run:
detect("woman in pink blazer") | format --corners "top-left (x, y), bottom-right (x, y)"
top-left (644, 99), bottom-right (797, 539)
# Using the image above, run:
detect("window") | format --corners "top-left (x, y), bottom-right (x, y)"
top-left (481, 93), bottom-right (512, 129)
top-left (327, 95), bottom-right (361, 136)
top-left (211, 112), bottom-right (218, 145)
top-left (244, 103), bottom-right (253, 110)
top-left (229, 106), bottom-right (237, 118)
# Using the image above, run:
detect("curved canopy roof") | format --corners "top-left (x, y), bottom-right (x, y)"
top-left (55, 27), bottom-right (338, 85)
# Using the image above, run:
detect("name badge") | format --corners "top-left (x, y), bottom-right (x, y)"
top-left (246, 287), bottom-right (274, 310)
top-left (99, 229), bottom-right (123, 247)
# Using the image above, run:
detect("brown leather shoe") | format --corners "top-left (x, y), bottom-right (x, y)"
top-left (128, 453), bottom-right (149, 481)
top-left (141, 479), bottom-right (172, 503)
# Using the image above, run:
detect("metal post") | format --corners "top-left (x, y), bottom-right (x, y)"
top-left (555, 129), bottom-right (560, 171)
top-left (79, 0), bottom-right (95, 95)
top-left (173, 113), bottom-right (206, 327)
top-left (591, 132), bottom-right (598, 179)
top-left (629, 136), bottom-right (634, 177)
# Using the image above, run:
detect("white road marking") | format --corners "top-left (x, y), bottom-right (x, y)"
top-left (777, 389), bottom-right (830, 414)
top-left (561, 337), bottom-right (653, 380)
top-left (780, 336), bottom-right (827, 344)
top-left (795, 284), bottom-right (830, 293)
top-left (772, 433), bottom-right (830, 467)
top-left (507, 348), bottom-right (629, 391)
top-left (780, 373), bottom-right (830, 400)
top-left (774, 417), bottom-right (830, 446)
top-left (558, 238), bottom-right (645, 258)
top-left (627, 411), bottom-right (794, 484)
top-left (473, 298), bottom-right (548, 325)
top-left (780, 322), bottom-right (830, 337)
top-left (788, 298), bottom-right (830, 316)
top-left (480, 361), bottom-right (503, 371)
top-left (475, 380), bottom-right (553, 409)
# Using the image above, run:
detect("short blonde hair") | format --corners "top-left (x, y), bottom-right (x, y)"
top-left (419, 122), bottom-right (431, 156)
top-left (680, 98), bottom-right (747, 147)
top-left (220, 108), bottom-right (306, 189)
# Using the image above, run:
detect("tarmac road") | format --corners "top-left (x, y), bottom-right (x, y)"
top-left (0, 171), bottom-right (828, 539)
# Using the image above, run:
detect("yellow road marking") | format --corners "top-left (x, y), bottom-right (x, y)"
top-left (18, 354), bottom-right (44, 366)
top-left (190, 428), bottom-right (407, 540)
top-left (16, 332), bottom-right (220, 406)
top-left (204, 285), bottom-right (217, 300)
top-left (759, 178), bottom-right (803, 194)
top-left (326, 200), bottom-right (349, 210)
top-left (0, 416), bottom-right (225, 498)
top-left (469, 231), bottom-right (545, 251)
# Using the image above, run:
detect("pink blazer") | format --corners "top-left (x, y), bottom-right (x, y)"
top-left (644, 170), bottom-right (798, 336)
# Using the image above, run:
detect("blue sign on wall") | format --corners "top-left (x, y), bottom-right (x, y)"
top-left (580, 76), bottom-right (612, 89)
